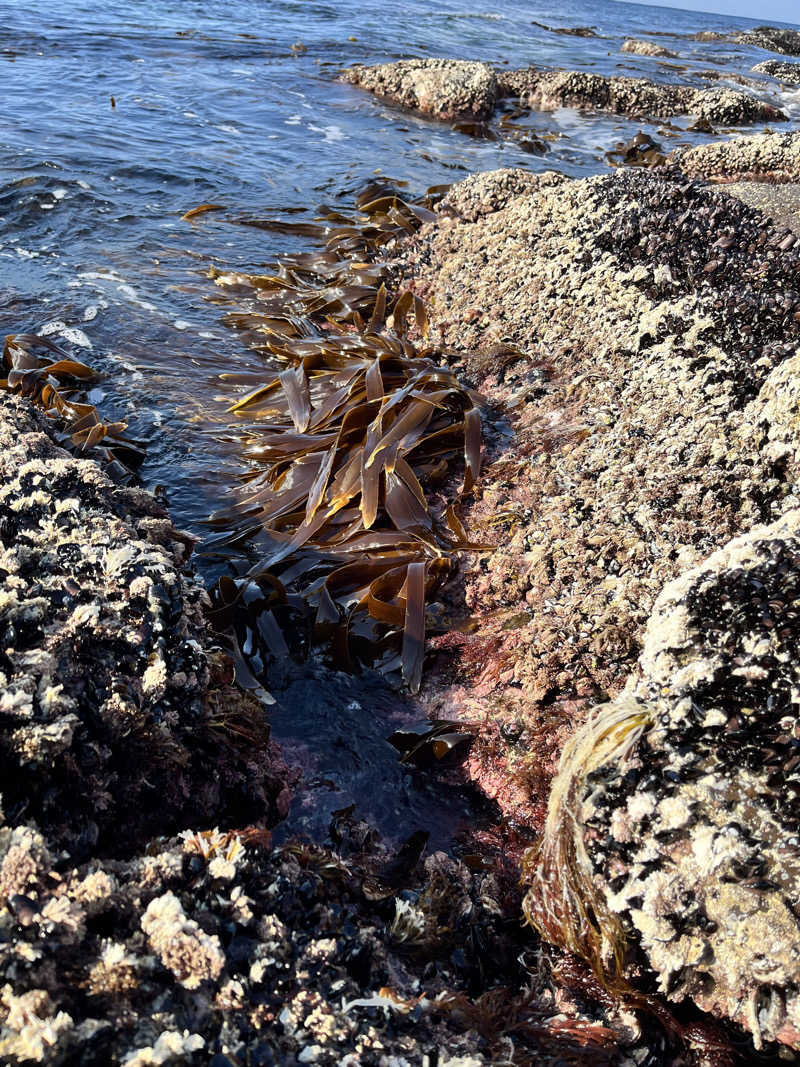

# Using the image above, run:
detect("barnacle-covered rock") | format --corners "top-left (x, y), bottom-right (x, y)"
top-left (394, 168), bottom-right (800, 812)
top-left (673, 130), bottom-right (800, 182)
top-left (753, 58), bottom-right (800, 85)
top-left (0, 814), bottom-right (586, 1066)
top-left (620, 38), bottom-right (677, 58)
top-left (435, 167), bottom-right (567, 222)
top-left (736, 26), bottom-right (800, 57)
top-left (497, 67), bottom-right (786, 123)
top-left (0, 393), bottom-right (288, 855)
top-left (527, 510), bottom-right (800, 1049)
top-left (341, 59), bottom-right (498, 122)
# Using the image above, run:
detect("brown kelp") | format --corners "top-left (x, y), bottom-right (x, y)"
top-left (204, 184), bottom-right (486, 692)
top-left (521, 698), bottom-right (656, 980)
top-left (1, 332), bottom-right (145, 479)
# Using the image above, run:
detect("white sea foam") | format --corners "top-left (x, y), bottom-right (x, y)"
top-left (39, 321), bottom-right (93, 349)
top-left (308, 123), bottom-right (346, 143)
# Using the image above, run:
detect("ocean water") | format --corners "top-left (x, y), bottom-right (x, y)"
top-left (2, 0), bottom-right (798, 842)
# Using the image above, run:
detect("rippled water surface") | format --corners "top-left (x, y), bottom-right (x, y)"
top-left (3, 0), bottom-right (798, 842)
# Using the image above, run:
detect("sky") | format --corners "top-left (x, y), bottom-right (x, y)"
top-left (629, 0), bottom-right (799, 23)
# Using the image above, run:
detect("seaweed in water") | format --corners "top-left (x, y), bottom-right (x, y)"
top-left (205, 184), bottom-right (488, 691)
top-left (1, 332), bottom-right (145, 479)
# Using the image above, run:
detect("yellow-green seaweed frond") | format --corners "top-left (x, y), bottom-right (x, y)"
top-left (522, 697), bottom-right (656, 983)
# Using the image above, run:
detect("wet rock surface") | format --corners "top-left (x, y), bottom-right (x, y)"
top-left (497, 68), bottom-right (787, 124)
top-left (340, 59), bottom-right (498, 122)
top-left (753, 58), bottom-right (800, 85)
top-left (534, 510), bottom-right (800, 1049)
top-left (0, 394), bottom-right (288, 857)
top-left (391, 165), bottom-right (800, 1045)
top-left (621, 38), bottom-right (677, 58)
top-left (672, 130), bottom-right (800, 182)
top-left (736, 26), bottom-right (800, 57)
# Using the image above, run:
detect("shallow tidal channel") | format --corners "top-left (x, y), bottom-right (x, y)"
top-left (2, 0), bottom-right (798, 848)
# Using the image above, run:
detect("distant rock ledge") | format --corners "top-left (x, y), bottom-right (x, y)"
top-left (342, 57), bottom-right (787, 126)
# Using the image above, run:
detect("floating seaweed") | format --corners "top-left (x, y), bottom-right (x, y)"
top-left (388, 719), bottom-right (476, 767)
top-left (205, 183), bottom-right (488, 692)
top-left (1, 332), bottom-right (145, 480)
top-left (605, 131), bottom-right (666, 169)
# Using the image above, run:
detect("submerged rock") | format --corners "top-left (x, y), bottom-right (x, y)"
top-left (673, 130), bottom-right (800, 182)
top-left (529, 509), bottom-right (800, 1049)
top-left (736, 25), bottom-right (800, 57)
top-left (531, 21), bottom-right (598, 38)
top-left (621, 38), bottom-right (677, 58)
top-left (497, 67), bottom-right (787, 123)
top-left (341, 59), bottom-right (498, 122)
top-left (753, 58), bottom-right (800, 85)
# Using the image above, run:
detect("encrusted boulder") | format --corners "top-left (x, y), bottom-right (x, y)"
top-left (527, 509), bottom-right (800, 1049)
top-left (621, 38), bottom-right (677, 58)
top-left (673, 130), bottom-right (800, 182)
top-left (0, 394), bottom-right (288, 857)
top-left (753, 58), bottom-right (800, 85)
top-left (736, 26), bottom-right (800, 57)
top-left (341, 59), bottom-right (498, 122)
top-left (497, 67), bottom-right (786, 124)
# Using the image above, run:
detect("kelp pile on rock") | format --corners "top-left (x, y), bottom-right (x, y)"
top-left (1, 334), bottom-right (144, 482)
top-left (207, 185), bottom-right (483, 692)
top-left (389, 162), bottom-right (800, 1049)
top-left (0, 327), bottom-right (636, 1066)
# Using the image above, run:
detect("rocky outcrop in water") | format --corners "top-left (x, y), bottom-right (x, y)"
top-left (497, 68), bottom-right (787, 123)
top-left (736, 25), bottom-right (800, 57)
top-left (753, 58), bottom-right (800, 85)
top-left (343, 58), bottom-right (786, 127)
top-left (392, 165), bottom-right (800, 1048)
top-left (0, 394), bottom-right (288, 857)
top-left (340, 59), bottom-right (498, 122)
top-left (621, 38), bottom-right (677, 58)
top-left (0, 393), bottom-right (629, 1065)
top-left (531, 509), bottom-right (800, 1049)
top-left (673, 130), bottom-right (800, 182)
